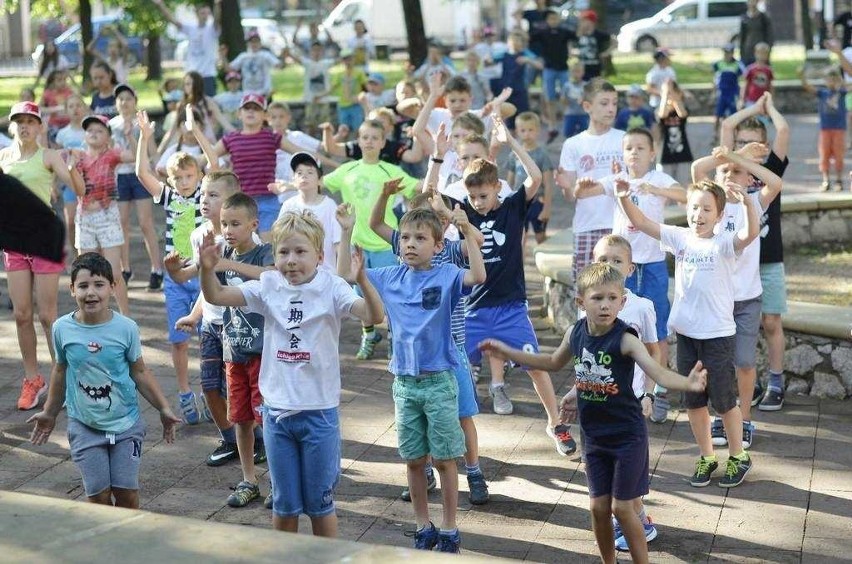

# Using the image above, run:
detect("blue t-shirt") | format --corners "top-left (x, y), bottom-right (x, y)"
top-left (453, 188), bottom-right (528, 311)
top-left (90, 93), bottom-right (117, 119)
top-left (53, 311), bottom-right (142, 433)
top-left (569, 318), bottom-right (645, 441)
top-left (366, 263), bottom-right (467, 376)
top-left (496, 50), bottom-right (536, 93)
top-left (614, 107), bottom-right (656, 132)
top-left (817, 87), bottom-right (847, 130)
top-left (391, 231), bottom-right (468, 345)
top-left (220, 243), bottom-right (274, 362)
top-left (713, 59), bottom-right (744, 99)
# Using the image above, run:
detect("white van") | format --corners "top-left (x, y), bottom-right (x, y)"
top-left (616, 0), bottom-right (748, 53)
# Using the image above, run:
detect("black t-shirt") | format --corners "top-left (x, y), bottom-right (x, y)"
top-left (575, 30), bottom-right (610, 80)
top-left (523, 9), bottom-right (551, 55)
top-left (219, 243), bottom-right (274, 362)
top-left (531, 27), bottom-right (577, 71)
top-left (836, 12), bottom-right (852, 48)
top-left (748, 150), bottom-right (788, 264)
top-left (659, 110), bottom-right (693, 164)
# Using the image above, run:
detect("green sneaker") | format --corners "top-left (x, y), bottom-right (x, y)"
top-left (689, 456), bottom-right (719, 487)
top-left (356, 332), bottom-right (381, 360)
top-left (227, 480), bottom-right (260, 507)
top-left (718, 453), bottom-right (752, 488)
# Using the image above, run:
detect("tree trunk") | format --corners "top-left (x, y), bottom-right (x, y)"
top-left (801, 0), bottom-right (813, 50)
top-left (221, 0), bottom-right (246, 60)
top-left (80, 0), bottom-right (93, 86)
top-left (146, 33), bottom-right (163, 81)
top-left (402, 0), bottom-right (427, 68)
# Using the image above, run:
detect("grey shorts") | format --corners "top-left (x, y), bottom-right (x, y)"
top-left (759, 262), bottom-right (787, 315)
top-left (67, 416), bottom-right (146, 497)
top-left (677, 334), bottom-right (737, 413)
top-left (734, 297), bottom-right (762, 369)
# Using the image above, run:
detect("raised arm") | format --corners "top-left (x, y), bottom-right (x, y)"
top-left (616, 178), bottom-right (662, 240)
top-left (728, 182), bottom-right (759, 253)
top-left (763, 93), bottom-right (789, 159)
top-left (348, 248), bottom-right (384, 325)
top-left (369, 178), bottom-right (404, 244)
top-left (493, 115), bottom-right (540, 200)
top-left (152, 0), bottom-right (181, 28)
top-left (410, 72), bottom-right (444, 155)
top-left (135, 111), bottom-right (165, 198)
top-left (479, 329), bottom-right (573, 373)
top-left (335, 204), bottom-right (356, 281)
top-left (720, 94), bottom-right (766, 148)
top-left (198, 231), bottom-right (248, 307)
top-left (453, 206), bottom-right (486, 286)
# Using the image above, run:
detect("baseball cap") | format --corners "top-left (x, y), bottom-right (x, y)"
top-left (114, 83), bottom-right (137, 99)
top-left (290, 152), bottom-right (322, 175)
top-left (8, 101), bottom-right (42, 123)
top-left (225, 70), bottom-right (242, 82)
top-left (82, 114), bottom-right (111, 132)
top-left (239, 93), bottom-right (267, 110)
top-left (580, 10), bottom-right (598, 23)
top-left (367, 72), bottom-right (385, 85)
top-left (163, 89), bottom-right (183, 103)
top-left (723, 43), bottom-right (736, 52)
top-left (626, 84), bottom-right (644, 97)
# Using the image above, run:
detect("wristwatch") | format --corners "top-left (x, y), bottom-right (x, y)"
top-left (639, 393), bottom-right (655, 403)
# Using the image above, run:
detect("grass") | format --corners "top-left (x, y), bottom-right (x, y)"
top-left (785, 241), bottom-right (852, 306)
top-left (0, 44), bottom-right (811, 118)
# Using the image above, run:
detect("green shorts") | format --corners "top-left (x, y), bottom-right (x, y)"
top-left (759, 262), bottom-right (788, 315)
top-left (392, 371), bottom-right (465, 461)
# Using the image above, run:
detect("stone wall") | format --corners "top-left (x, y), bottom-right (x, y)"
top-left (780, 206), bottom-right (852, 247)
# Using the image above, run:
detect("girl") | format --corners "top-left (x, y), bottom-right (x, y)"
top-left (156, 107), bottom-right (210, 178)
top-left (86, 25), bottom-right (132, 83)
top-left (55, 95), bottom-right (90, 258)
top-left (656, 79), bottom-right (693, 187)
top-left (34, 40), bottom-right (71, 89)
top-left (39, 69), bottom-right (75, 139)
top-left (89, 60), bottom-right (119, 119)
top-left (158, 71), bottom-right (234, 153)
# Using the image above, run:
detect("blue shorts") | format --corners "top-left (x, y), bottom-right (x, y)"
top-left (337, 104), bottom-right (365, 133)
top-left (542, 69), bottom-right (569, 101)
top-left (67, 416), bottom-right (146, 497)
top-left (715, 95), bottom-right (738, 118)
top-left (454, 343), bottom-right (479, 418)
top-left (582, 430), bottom-right (650, 501)
top-left (263, 407), bottom-right (340, 518)
top-left (525, 197), bottom-right (548, 234)
top-left (116, 173), bottom-right (150, 202)
top-left (354, 248), bottom-right (398, 297)
top-left (253, 194), bottom-right (282, 233)
top-left (61, 185), bottom-right (78, 204)
top-left (164, 273), bottom-right (200, 344)
top-left (563, 114), bottom-right (589, 138)
top-left (200, 321), bottom-right (226, 394)
top-left (465, 301), bottom-right (540, 366)
top-left (625, 260), bottom-right (670, 340)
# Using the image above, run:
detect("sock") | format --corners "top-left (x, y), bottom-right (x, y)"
top-left (768, 370), bottom-right (783, 391)
top-left (491, 383), bottom-right (505, 389)
top-left (653, 384), bottom-right (668, 396)
top-left (362, 325), bottom-right (375, 336)
top-left (440, 527), bottom-right (459, 536)
top-left (733, 451), bottom-right (750, 461)
top-left (465, 463), bottom-right (482, 477)
top-left (253, 425), bottom-right (264, 443)
top-left (637, 507), bottom-right (649, 525)
top-left (702, 454), bottom-right (717, 462)
top-left (220, 426), bottom-right (237, 444)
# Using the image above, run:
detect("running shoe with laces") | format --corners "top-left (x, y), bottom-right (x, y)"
top-left (437, 530), bottom-right (461, 553)
top-left (254, 441), bottom-right (267, 464)
top-left (615, 517), bottom-right (658, 552)
top-left (710, 417), bottom-right (727, 446)
top-left (226, 480), bottom-right (260, 507)
top-left (689, 456), bottom-right (719, 487)
top-left (356, 331), bottom-right (382, 360)
top-left (401, 467), bottom-right (437, 501)
top-left (147, 271), bottom-right (163, 291)
top-left (546, 424), bottom-right (577, 456)
top-left (751, 381), bottom-right (764, 407)
top-left (197, 393), bottom-right (212, 422)
top-left (649, 392), bottom-right (669, 424)
top-left (489, 384), bottom-right (513, 415)
top-left (179, 391), bottom-right (200, 425)
top-left (413, 522), bottom-right (439, 550)
top-left (718, 453), bottom-right (752, 488)
top-left (758, 388), bottom-right (784, 411)
top-left (742, 421), bottom-right (755, 450)
top-left (467, 473), bottom-right (490, 505)
top-left (17, 374), bottom-right (47, 410)
top-left (206, 440), bottom-right (238, 467)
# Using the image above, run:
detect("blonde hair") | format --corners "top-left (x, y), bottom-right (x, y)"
top-left (595, 234), bottom-right (633, 263)
top-left (515, 111), bottom-right (541, 128)
top-left (451, 112), bottom-right (485, 136)
top-left (267, 101), bottom-right (291, 113)
top-left (166, 151), bottom-right (201, 179)
top-left (576, 263), bottom-right (625, 297)
top-left (271, 210), bottom-right (325, 254)
top-left (399, 208), bottom-right (444, 242)
top-left (202, 170), bottom-right (241, 195)
top-left (463, 158), bottom-right (499, 188)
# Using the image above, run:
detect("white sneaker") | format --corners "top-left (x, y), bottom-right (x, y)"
top-left (489, 385), bottom-right (513, 415)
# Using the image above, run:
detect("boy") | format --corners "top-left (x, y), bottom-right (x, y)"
top-left (360, 73), bottom-right (397, 114)
top-left (530, 9), bottom-right (577, 142)
top-left (575, 10), bottom-right (611, 81)
top-left (333, 49), bottom-right (368, 136)
top-left (712, 44), bottom-right (745, 136)
top-left (214, 71), bottom-right (244, 129)
top-left (495, 31), bottom-right (542, 131)
top-left (557, 78), bottom-right (624, 293)
top-left (645, 49), bottom-right (676, 111)
top-left (478, 262), bottom-right (706, 564)
top-left (229, 30), bottom-right (284, 98)
top-left (614, 85), bottom-right (655, 132)
top-left (505, 111), bottom-right (554, 244)
top-left (284, 42), bottom-right (334, 137)
top-left (29, 253), bottom-right (180, 508)
top-left (562, 62), bottom-right (588, 139)
top-left (321, 119), bottom-right (421, 360)
top-left (458, 50), bottom-right (493, 109)
top-left (197, 211), bottom-right (383, 536)
top-left (339, 206), bottom-right (486, 553)
top-left (741, 42), bottom-right (773, 109)
top-left (418, 71), bottom-right (513, 138)
top-left (801, 66), bottom-right (847, 191)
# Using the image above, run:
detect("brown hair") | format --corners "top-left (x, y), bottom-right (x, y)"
top-left (451, 112), bottom-right (485, 135)
top-left (221, 192), bottom-right (258, 219)
top-left (202, 170), bottom-right (241, 195)
top-left (444, 75), bottom-right (472, 94)
top-left (399, 207), bottom-right (444, 242)
top-left (583, 77), bottom-right (617, 103)
top-left (459, 133), bottom-right (489, 151)
top-left (624, 127), bottom-right (655, 148)
top-left (576, 263), bottom-right (625, 297)
top-left (594, 234), bottom-right (633, 263)
top-left (515, 111), bottom-right (541, 128)
top-left (463, 158), bottom-right (499, 188)
top-left (166, 151), bottom-right (201, 179)
top-left (688, 179), bottom-right (726, 215)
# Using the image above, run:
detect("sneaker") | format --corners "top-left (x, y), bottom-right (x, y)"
top-left (742, 421), bottom-right (755, 450)
top-left (718, 453), bottom-right (752, 488)
top-left (711, 417), bottom-right (727, 447)
top-left (227, 480), bottom-right (260, 507)
top-left (437, 530), bottom-right (461, 553)
top-left (758, 388), bottom-right (784, 411)
top-left (834, 180), bottom-right (844, 192)
top-left (689, 456), bottom-right (719, 487)
top-left (649, 392), bottom-right (669, 424)
top-left (401, 467), bottom-right (437, 502)
top-left (264, 484), bottom-right (273, 509)
top-left (121, 270), bottom-right (133, 284)
top-left (254, 441), bottom-right (267, 465)
top-left (467, 473), bottom-right (490, 505)
top-left (355, 331), bottom-right (381, 360)
top-left (546, 424), bottom-right (577, 456)
top-left (471, 364), bottom-right (482, 384)
top-left (147, 271), bottom-right (163, 291)
top-left (197, 393), bottom-right (212, 422)
top-left (179, 392), bottom-right (200, 425)
top-left (820, 180), bottom-right (831, 192)
top-left (612, 517), bottom-right (622, 543)
top-left (751, 381), bottom-right (764, 407)
top-left (17, 374), bottom-right (47, 410)
top-left (615, 517), bottom-right (658, 552)
top-left (489, 384), bottom-right (513, 415)
top-left (413, 522), bottom-right (439, 550)
top-left (206, 440), bottom-right (238, 467)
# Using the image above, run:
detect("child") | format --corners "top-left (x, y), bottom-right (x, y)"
top-left (415, 112), bottom-right (486, 194)
top-left (136, 110), bottom-right (208, 425)
top-left (614, 85), bottom-right (655, 132)
top-left (644, 49), bottom-right (676, 111)
top-left (340, 206), bottom-right (486, 552)
top-left (348, 19), bottom-right (376, 71)
top-left (478, 262), bottom-right (706, 564)
top-left (506, 111), bottom-right (554, 244)
top-left (741, 42), bottom-right (773, 110)
top-left (229, 30), bottom-right (284, 98)
top-left (39, 69), bottom-right (74, 139)
top-left (319, 108), bottom-right (423, 167)
top-left (575, 10), bottom-right (611, 81)
top-left (657, 80), bottom-right (693, 187)
top-left (333, 49), bottom-right (368, 136)
top-left (69, 114), bottom-right (134, 315)
top-left (198, 210), bottom-right (383, 536)
top-left (618, 178), bottom-right (759, 488)
top-left (88, 60), bottom-right (118, 119)
top-left (495, 31), bottom-right (542, 131)
top-left (712, 44), bottom-right (745, 137)
top-left (557, 78), bottom-right (624, 291)
top-left (266, 101), bottom-right (324, 202)
top-left (321, 119), bottom-right (421, 360)
top-left (213, 71), bottom-right (244, 129)
top-left (562, 62), bottom-right (588, 139)
top-left (692, 145), bottom-right (782, 450)
top-left (86, 24), bottom-right (131, 83)
top-left (801, 67), bottom-right (847, 191)
top-left (55, 95), bottom-right (89, 257)
top-left (531, 8), bottom-right (578, 142)
top-left (285, 42), bottom-right (334, 137)
top-left (156, 107), bottom-right (210, 178)
top-left (416, 72), bottom-right (511, 138)
top-left (413, 42), bottom-right (456, 81)
top-left (28, 252), bottom-right (180, 509)
top-left (458, 50), bottom-right (493, 109)
top-left (360, 73), bottom-right (397, 114)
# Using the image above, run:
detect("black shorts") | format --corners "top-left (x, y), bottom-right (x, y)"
top-left (583, 430), bottom-right (650, 501)
top-left (677, 333), bottom-right (737, 413)
top-left (525, 197), bottom-right (548, 234)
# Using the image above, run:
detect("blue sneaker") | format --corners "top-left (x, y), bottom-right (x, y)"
top-left (615, 517), bottom-right (658, 552)
top-left (414, 522), bottom-right (439, 550)
top-left (438, 530), bottom-right (461, 553)
top-left (179, 391), bottom-right (200, 425)
top-left (612, 517), bottom-right (622, 541)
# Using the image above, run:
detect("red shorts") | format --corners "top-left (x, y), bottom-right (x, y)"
top-left (225, 357), bottom-right (263, 424)
top-left (3, 250), bottom-right (64, 274)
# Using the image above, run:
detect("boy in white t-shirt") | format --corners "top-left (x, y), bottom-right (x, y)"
top-left (284, 42), bottom-right (335, 136)
top-left (197, 210), bottom-right (383, 536)
top-left (557, 78), bottom-right (625, 288)
top-left (618, 178), bottom-right (759, 489)
top-left (692, 144), bottom-right (782, 450)
top-left (229, 30), bottom-right (284, 98)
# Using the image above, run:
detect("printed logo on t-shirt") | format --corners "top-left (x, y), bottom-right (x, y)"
top-left (277, 350), bottom-right (311, 362)
top-left (578, 154), bottom-right (596, 172)
top-left (479, 219), bottom-right (506, 263)
top-left (422, 286), bottom-right (441, 310)
top-left (675, 248), bottom-right (716, 270)
top-left (87, 341), bottom-right (103, 354)
top-left (574, 348), bottom-right (619, 401)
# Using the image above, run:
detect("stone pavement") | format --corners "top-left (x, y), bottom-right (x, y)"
top-left (1, 115), bottom-right (851, 562)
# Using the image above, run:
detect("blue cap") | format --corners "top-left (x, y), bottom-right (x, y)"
top-left (367, 72), bottom-right (385, 84)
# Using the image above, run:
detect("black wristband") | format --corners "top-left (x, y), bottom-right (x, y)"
top-left (431, 157), bottom-right (444, 163)
top-left (640, 393), bottom-right (655, 403)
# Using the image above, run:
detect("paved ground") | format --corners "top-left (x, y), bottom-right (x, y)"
top-left (0, 115), bottom-right (850, 562)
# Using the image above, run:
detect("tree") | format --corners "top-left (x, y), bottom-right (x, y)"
top-left (402, 0), bottom-right (428, 68)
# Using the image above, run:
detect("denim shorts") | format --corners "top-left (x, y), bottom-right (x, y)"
top-left (200, 321), bottom-right (226, 394)
top-left (454, 344), bottom-right (479, 418)
top-left (678, 333), bottom-right (737, 413)
top-left (626, 260), bottom-right (671, 340)
top-left (164, 273), bottom-right (200, 344)
top-left (61, 184), bottom-right (78, 204)
top-left (583, 430), bottom-right (650, 501)
top-left (393, 371), bottom-right (465, 461)
top-left (116, 173), bottom-right (150, 202)
top-left (263, 407), bottom-right (341, 518)
top-left (733, 297), bottom-right (762, 369)
top-left (465, 301), bottom-right (540, 366)
top-left (253, 194), bottom-right (282, 233)
top-left (542, 68), bottom-right (569, 101)
top-left (67, 416), bottom-right (146, 496)
top-left (337, 103), bottom-right (365, 133)
top-left (759, 262), bottom-right (787, 315)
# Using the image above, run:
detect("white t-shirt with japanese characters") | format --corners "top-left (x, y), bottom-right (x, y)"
top-left (717, 192), bottom-right (763, 301)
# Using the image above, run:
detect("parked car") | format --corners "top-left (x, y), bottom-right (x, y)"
top-left (557, 0), bottom-right (667, 35)
top-left (31, 13), bottom-right (145, 70)
top-left (616, 0), bottom-right (748, 53)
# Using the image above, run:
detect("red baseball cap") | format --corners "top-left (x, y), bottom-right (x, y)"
top-left (82, 114), bottom-right (112, 132)
top-left (239, 93), bottom-right (267, 110)
top-left (580, 10), bottom-right (598, 23)
top-left (9, 101), bottom-right (42, 123)
top-left (225, 70), bottom-right (242, 82)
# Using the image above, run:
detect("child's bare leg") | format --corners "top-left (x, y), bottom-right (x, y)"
top-left (613, 498), bottom-right (649, 564)
top-left (687, 408), bottom-right (714, 457)
top-left (235, 421), bottom-right (257, 483)
top-left (719, 406), bottom-right (744, 454)
top-left (310, 513), bottom-right (338, 538)
top-left (460, 417), bottom-right (479, 468)
top-left (762, 313), bottom-right (784, 373)
top-left (118, 200), bottom-right (132, 272)
top-left (590, 495), bottom-right (616, 564)
top-left (432, 458), bottom-right (458, 530)
top-left (527, 369), bottom-right (560, 428)
top-left (100, 245), bottom-right (130, 315)
top-left (112, 487), bottom-right (140, 509)
top-left (488, 354), bottom-right (506, 386)
top-left (273, 515), bottom-right (299, 532)
top-left (88, 489), bottom-right (114, 506)
top-left (406, 456), bottom-right (431, 527)
top-left (204, 389), bottom-right (231, 431)
top-left (737, 366), bottom-right (757, 422)
top-left (172, 342), bottom-right (190, 394)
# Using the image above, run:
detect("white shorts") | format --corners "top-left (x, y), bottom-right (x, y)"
top-left (76, 202), bottom-right (124, 251)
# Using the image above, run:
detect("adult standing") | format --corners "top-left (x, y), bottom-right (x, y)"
top-left (739, 0), bottom-right (773, 66)
top-left (0, 102), bottom-right (83, 410)
top-left (153, 0), bottom-right (222, 97)
top-left (575, 10), bottom-right (612, 81)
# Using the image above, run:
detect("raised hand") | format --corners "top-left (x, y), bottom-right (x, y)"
top-left (335, 203), bottom-right (355, 231)
top-left (163, 251), bottom-right (186, 276)
top-left (724, 181), bottom-right (746, 203)
top-left (198, 230), bottom-right (221, 270)
top-left (711, 145), bottom-right (732, 161)
top-left (451, 203), bottom-right (470, 233)
top-left (492, 114), bottom-right (509, 145)
top-left (434, 122), bottom-right (451, 157)
top-left (351, 246), bottom-right (366, 279)
top-left (382, 177), bottom-right (405, 198)
top-left (428, 70), bottom-right (445, 98)
top-left (736, 141), bottom-right (770, 162)
top-left (427, 189), bottom-right (451, 216)
top-left (137, 110), bottom-right (155, 140)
